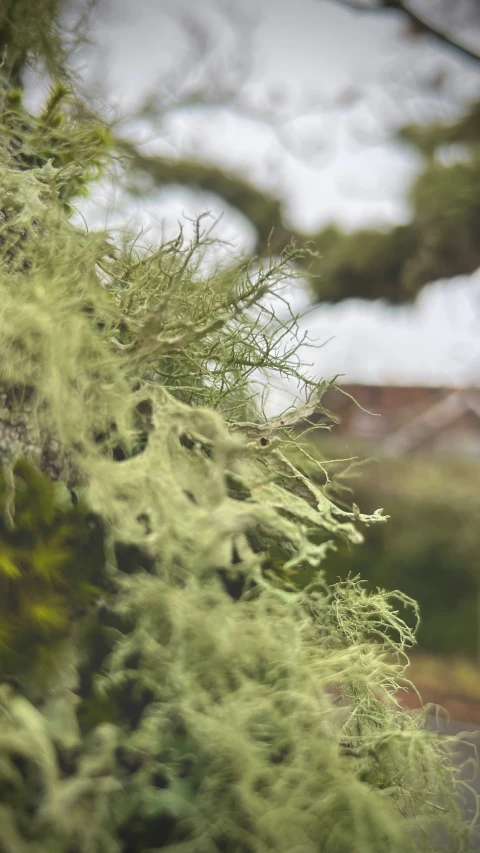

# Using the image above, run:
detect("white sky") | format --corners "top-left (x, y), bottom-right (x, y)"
top-left (69, 0), bottom-right (480, 413)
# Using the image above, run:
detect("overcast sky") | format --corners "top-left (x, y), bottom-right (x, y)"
top-left (70, 0), bottom-right (480, 413)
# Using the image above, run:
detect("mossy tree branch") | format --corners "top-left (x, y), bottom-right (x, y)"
top-left (114, 90), bottom-right (480, 304)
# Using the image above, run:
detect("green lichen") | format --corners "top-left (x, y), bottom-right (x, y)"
top-left (0, 8), bottom-right (474, 853)
top-left (2, 82), bottom-right (113, 212)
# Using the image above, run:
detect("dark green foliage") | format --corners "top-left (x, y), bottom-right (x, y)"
top-left (407, 155), bottom-right (480, 288)
top-left (306, 98), bottom-right (480, 303)
top-left (306, 223), bottom-right (420, 303)
top-left (398, 101), bottom-right (480, 158)
top-left (0, 457), bottom-right (106, 681)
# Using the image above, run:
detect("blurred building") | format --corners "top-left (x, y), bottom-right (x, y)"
top-left (312, 384), bottom-right (480, 456)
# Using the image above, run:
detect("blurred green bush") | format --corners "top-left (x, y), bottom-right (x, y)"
top-left (286, 439), bottom-right (480, 658)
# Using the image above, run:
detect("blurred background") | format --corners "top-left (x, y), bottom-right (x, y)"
top-left (27, 0), bottom-right (480, 721)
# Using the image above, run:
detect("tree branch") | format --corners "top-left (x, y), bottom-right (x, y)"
top-left (327, 0), bottom-right (480, 66)
top-left (114, 137), bottom-right (297, 255)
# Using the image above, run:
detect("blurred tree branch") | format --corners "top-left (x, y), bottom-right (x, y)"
top-left (325, 0), bottom-right (480, 66)
top-left (8, 0), bottom-right (480, 307)
top-left (78, 92), bottom-right (480, 306)
top-left (114, 137), bottom-right (297, 256)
